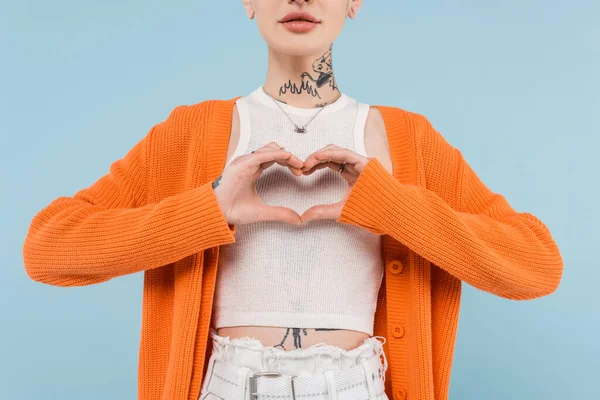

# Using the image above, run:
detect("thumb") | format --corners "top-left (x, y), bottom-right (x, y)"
top-left (256, 205), bottom-right (302, 225)
top-left (300, 204), bottom-right (338, 224)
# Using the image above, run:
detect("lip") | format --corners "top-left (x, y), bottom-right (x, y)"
top-left (279, 11), bottom-right (320, 23)
top-left (279, 11), bottom-right (320, 33)
top-left (281, 20), bottom-right (318, 33)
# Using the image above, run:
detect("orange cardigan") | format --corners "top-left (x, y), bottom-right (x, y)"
top-left (22, 96), bottom-right (564, 400)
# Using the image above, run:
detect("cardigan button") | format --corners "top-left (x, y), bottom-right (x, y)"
top-left (388, 259), bottom-right (403, 274)
top-left (394, 389), bottom-right (407, 400)
top-left (392, 325), bottom-right (405, 338)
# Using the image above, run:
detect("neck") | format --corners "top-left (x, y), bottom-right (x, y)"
top-left (262, 44), bottom-right (341, 109)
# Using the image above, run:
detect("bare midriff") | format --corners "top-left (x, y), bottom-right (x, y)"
top-left (216, 326), bottom-right (370, 351)
top-left (217, 105), bottom-right (392, 351)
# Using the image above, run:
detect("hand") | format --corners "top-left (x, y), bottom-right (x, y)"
top-left (299, 144), bottom-right (371, 223)
top-left (212, 142), bottom-right (305, 225)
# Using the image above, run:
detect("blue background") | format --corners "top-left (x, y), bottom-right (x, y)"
top-left (2, 1), bottom-right (597, 399)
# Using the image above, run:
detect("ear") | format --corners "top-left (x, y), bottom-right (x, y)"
top-left (242, 0), bottom-right (255, 19)
top-left (347, 0), bottom-right (363, 19)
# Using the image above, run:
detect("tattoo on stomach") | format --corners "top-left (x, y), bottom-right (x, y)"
top-left (274, 327), bottom-right (341, 350)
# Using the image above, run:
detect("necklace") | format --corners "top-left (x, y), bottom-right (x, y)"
top-left (261, 86), bottom-right (343, 134)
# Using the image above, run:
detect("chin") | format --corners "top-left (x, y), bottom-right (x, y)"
top-left (269, 37), bottom-right (329, 57)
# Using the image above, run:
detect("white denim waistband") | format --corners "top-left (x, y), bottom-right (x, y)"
top-left (208, 327), bottom-right (388, 382)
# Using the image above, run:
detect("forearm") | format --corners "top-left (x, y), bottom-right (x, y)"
top-left (23, 181), bottom-right (236, 287)
top-left (337, 157), bottom-right (563, 300)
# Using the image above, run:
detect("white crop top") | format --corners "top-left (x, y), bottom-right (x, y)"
top-left (212, 86), bottom-right (383, 335)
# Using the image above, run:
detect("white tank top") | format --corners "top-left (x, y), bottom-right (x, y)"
top-left (213, 86), bottom-right (383, 335)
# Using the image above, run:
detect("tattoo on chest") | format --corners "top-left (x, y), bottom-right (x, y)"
top-left (278, 46), bottom-right (338, 103)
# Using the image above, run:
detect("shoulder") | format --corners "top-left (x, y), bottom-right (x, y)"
top-left (161, 98), bottom-right (220, 126)
top-left (371, 104), bottom-right (458, 150)
top-left (164, 95), bottom-right (240, 122)
top-left (365, 103), bottom-right (432, 129)
top-left (364, 104), bottom-right (437, 148)
top-left (144, 99), bottom-right (220, 160)
top-left (365, 103), bottom-right (462, 205)
top-left (364, 102), bottom-right (460, 171)
top-left (148, 97), bottom-right (234, 143)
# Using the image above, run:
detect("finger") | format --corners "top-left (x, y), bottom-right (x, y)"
top-left (256, 204), bottom-right (302, 225)
top-left (261, 142), bottom-right (287, 152)
top-left (303, 145), bottom-right (342, 167)
top-left (282, 152), bottom-right (304, 170)
top-left (300, 202), bottom-right (343, 223)
top-left (250, 149), bottom-right (293, 167)
top-left (302, 161), bottom-right (332, 175)
top-left (302, 146), bottom-right (344, 169)
top-left (302, 160), bottom-right (356, 176)
top-left (270, 157), bottom-right (305, 174)
top-left (260, 160), bottom-right (276, 169)
top-left (252, 147), bottom-right (304, 173)
top-left (259, 158), bottom-right (303, 176)
top-left (302, 149), bottom-right (359, 171)
top-left (314, 149), bottom-right (359, 165)
top-left (262, 143), bottom-right (304, 169)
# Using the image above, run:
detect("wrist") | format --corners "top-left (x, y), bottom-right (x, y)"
top-left (211, 184), bottom-right (230, 223)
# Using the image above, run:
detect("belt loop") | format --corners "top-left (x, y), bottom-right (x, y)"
top-left (238, 366), bottom-right (251, 400)
top-left (361, 359), bottom-right (377, 400)
top-left (324, 370), bottom-right (338, 400)
top-left (200, 356), bottom-right (217, 395)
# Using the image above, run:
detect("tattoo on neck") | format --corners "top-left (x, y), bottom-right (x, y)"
top-left (279, 79), bottom-right (321, 99)
top-left (278, 46), bottom-right (338, 105)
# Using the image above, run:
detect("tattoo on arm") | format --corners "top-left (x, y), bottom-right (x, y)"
top-left (212, 175), bottom-right (222, 189)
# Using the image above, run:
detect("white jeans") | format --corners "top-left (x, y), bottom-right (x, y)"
top-left (199, 328), bottom-right (389, 400)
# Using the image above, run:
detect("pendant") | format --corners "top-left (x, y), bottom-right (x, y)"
top-left (294, 126), bottom-right (306, 133)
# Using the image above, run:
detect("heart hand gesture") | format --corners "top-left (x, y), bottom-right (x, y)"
top-left (212, 142), bottom-right (371, 227)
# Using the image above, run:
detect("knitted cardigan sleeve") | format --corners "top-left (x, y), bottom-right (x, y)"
top-left (337, 113), bottom-right (563, 300)
top-left (22, 107), bottom-right (236, 287)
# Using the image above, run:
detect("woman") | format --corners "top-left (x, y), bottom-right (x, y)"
top-left (22, 1), bottom-right (564, 399)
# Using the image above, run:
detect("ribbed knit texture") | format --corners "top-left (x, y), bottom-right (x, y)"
top-left (214, 86), bottom-right (383, 335)
top-left (22, 97), bottom-right (564, 400)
